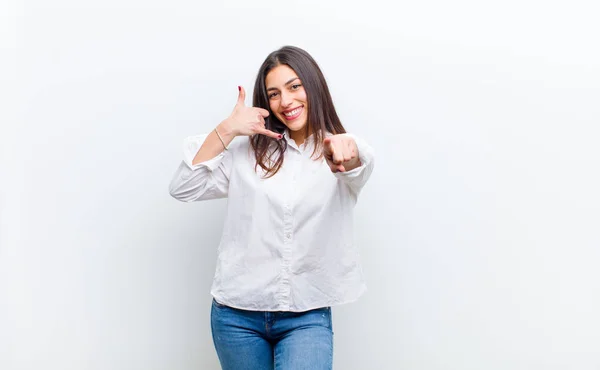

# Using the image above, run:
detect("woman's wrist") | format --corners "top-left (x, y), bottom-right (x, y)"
top-left (218, 119), bottom-right (238, 138)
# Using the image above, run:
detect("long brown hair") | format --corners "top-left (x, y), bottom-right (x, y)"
top-left (251, 46), bottom-right (346, 178)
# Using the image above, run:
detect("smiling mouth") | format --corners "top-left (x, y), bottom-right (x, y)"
top-left (282, 106), bottom-right (303, 120)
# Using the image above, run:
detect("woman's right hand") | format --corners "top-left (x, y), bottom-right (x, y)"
top-left (223, 86), bottom-right (282, 139)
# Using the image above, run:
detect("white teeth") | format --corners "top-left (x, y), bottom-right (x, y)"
top-left (284, 107), bottom-right (301, 117)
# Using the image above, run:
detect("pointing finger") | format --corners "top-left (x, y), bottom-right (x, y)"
top-left (323, 137), bottom-right (334, 155)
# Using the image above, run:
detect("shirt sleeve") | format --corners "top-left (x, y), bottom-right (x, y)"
top-left (168, 134), bottom-right (233, 202)
top-left (333, 133), bottom-right (375, 197)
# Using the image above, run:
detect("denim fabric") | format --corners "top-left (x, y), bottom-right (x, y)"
top-left (210, 299), bottom-right (333, 369)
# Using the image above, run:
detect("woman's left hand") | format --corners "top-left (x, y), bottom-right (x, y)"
top-left (323, 135), bottom-right (361, 173)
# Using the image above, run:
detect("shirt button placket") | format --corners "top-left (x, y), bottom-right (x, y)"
top-left (278, 149), bottom-right (298, 311)
top-left (279, 204), bottom-right (292, 310)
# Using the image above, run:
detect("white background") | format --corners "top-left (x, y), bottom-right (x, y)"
top-left (2, 0), bottom-right (599, 369)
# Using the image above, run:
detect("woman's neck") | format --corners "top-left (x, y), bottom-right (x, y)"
top-left (289, 126), bottom-right (312, 146)
top-left (290, 131), bottom-right (305, 146)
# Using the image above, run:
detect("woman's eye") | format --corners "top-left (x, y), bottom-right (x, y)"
top-left (291, 84), bottom-right (301, 90)
top-left (269, 92), bottom-right (279, 99)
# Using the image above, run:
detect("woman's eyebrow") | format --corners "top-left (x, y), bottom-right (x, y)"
top-left (266, 77), bottom-right (300, 91)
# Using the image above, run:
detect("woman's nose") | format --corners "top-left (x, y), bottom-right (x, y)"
top-left (281, 92), bottom-right (293, 107)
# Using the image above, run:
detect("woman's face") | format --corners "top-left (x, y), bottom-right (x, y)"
top-left (265, 64), bottom-right (308, 134)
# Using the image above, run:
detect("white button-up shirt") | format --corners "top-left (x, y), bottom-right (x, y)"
top-left (169, 131), bottom-right (375, 312)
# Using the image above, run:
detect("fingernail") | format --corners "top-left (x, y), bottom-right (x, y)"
top-left (238, 86), bottom-right (241, 91)
top-left (278, 134), bottom-right (283, 139)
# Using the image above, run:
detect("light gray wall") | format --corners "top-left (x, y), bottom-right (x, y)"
top-left (2, 0), bottom-right (599, 369)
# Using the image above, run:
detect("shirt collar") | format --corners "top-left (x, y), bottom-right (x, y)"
top-left (283, 129), bottom-right (333, 152)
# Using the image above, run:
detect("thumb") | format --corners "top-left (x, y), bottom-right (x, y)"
top-left (236, 86), bottom-right (246, 106)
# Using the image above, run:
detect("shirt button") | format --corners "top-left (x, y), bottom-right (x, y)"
top-left (286, 233), bottom-right (291, 239)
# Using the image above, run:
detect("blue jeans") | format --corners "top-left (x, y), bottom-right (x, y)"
top-left (210, 299), bottom-right (333, 370)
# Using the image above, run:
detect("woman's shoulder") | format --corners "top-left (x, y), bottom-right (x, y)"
top-left (227, 135), bottom-right (256, 163)
top-left (228, 135), bottom-right (251, 151)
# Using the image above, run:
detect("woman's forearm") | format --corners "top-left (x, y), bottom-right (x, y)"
top-left (192, 119), bottom-right (237, 166)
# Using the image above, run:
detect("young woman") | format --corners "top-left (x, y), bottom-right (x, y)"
top-left (169, 45), bottom-right (375, 370)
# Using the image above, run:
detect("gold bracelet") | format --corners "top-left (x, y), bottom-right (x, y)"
top-left (214, 127), bottom-right (228, 151)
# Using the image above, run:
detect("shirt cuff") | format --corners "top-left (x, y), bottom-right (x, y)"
top-left (182, 134), bottom-right (226, 171)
